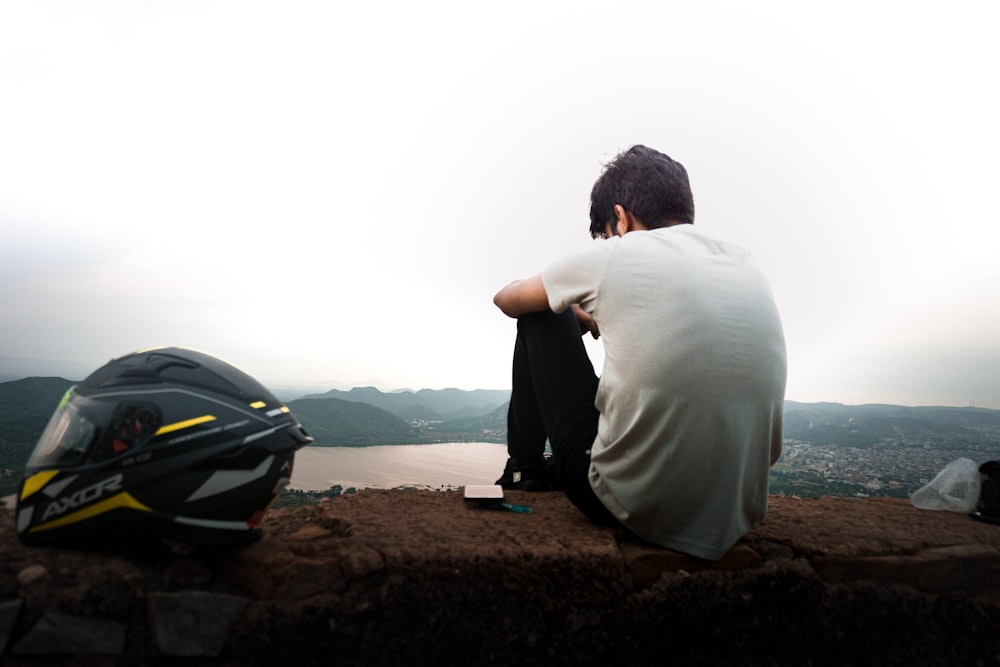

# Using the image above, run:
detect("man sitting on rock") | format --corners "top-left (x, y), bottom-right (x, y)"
top-left (493, 145), bottom-right (787, 561)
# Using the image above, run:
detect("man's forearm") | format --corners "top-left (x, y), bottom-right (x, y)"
top-left (493, 274), bottom-right (550, 318)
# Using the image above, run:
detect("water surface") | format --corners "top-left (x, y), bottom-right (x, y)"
top-left (289, 442), bottom-right (508, 491)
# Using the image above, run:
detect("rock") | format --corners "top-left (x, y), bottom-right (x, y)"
top-left (15, 565), bottom-right (47, 587)
top-left (148, 591), bottom-right (248, 657)
top-left (286, 523), bottom-right (332, 541)
top-left (0, 600), bottom-right (22, 654)
top-left (813, 544), bottom-right (1000, 600)
top-left (163, 558), bottom-right (212, 588)
top-left (620, 541), bottom-right (764, 587)
top-left (13, 611), bottom-right (125, 656)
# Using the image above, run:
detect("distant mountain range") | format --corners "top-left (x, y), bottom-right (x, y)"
top-left (300, 386), bottom-right (511, 422)
top-left (2, 376), bottom-right (999, 498)
top-left (0, 357), bottom-right (92, 384)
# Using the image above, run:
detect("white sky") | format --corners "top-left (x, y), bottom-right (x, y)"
top-left (1, 1), bottom-right (998, 407)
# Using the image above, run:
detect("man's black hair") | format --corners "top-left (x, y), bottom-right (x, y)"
top-left (589, 145), bottom-right (695, 238)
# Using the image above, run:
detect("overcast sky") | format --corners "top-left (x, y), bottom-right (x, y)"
top-left (1, 1), bottom-right (998, 407)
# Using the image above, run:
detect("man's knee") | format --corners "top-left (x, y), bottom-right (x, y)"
top-left (517, 308), bottom-right (576, 335)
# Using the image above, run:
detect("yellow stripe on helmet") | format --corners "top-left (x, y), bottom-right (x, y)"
top-left (155, 414), bottom-right (217, 436)
top-left (20, 470), bottom-right (61, 500)
top-left (30, 492), bottom-right (152, 532)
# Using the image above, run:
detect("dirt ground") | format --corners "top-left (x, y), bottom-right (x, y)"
top-left (2, 490), bottom-right (1000, 664)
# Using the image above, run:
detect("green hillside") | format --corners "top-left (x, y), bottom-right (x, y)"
top-left (287, 397), bottom-right (421, 446)
top-left (0, 377), bottom-right (74, 496)
top-left (427, 401), bottom-right (508, 443)
top-left (0, 376), bottom-right (73, 421)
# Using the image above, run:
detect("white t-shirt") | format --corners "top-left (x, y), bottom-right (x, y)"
top-left (542, 225), bottom-right (786, 560)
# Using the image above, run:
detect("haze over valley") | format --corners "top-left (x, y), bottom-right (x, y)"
top-left (1, 375), bottom-right (997, 503)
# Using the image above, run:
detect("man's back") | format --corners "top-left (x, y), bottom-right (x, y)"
top-left (544, 224), bottom-right (787, 559)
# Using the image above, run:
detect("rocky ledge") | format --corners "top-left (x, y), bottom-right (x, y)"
top-left (1, 490), bottom-right (999, 666)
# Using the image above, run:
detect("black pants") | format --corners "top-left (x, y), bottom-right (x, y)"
top-left (506, 309), bottom-right (623, 528)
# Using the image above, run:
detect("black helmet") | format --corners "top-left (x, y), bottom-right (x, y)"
top-left (16, 347), bottom-right (312, 546)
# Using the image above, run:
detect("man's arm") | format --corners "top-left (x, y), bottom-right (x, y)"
top-left (493, 277), bottom-right (600, 338)
top-left (493, 274), bottom-right (550, 318)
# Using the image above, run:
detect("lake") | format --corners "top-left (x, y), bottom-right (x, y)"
top-left (289, 442), bottom-right (509, 491)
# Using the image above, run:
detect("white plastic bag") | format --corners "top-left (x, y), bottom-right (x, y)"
top-left (910, 457), bottom-right (982, 512)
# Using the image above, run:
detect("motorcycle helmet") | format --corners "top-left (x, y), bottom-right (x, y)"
top-left (16, 347), bottom-right (313, 546)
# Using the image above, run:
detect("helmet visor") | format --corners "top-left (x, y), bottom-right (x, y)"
top-left (27, 389), bottom-right (162, 469)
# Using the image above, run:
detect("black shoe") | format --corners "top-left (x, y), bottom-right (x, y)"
top-left (495, 455), bottom-right (557, 491)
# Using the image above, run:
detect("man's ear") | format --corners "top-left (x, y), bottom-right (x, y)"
top-left (613, 204), bottom-right (643, 235)
top-left (613, 204), bottom-right (628, 236)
